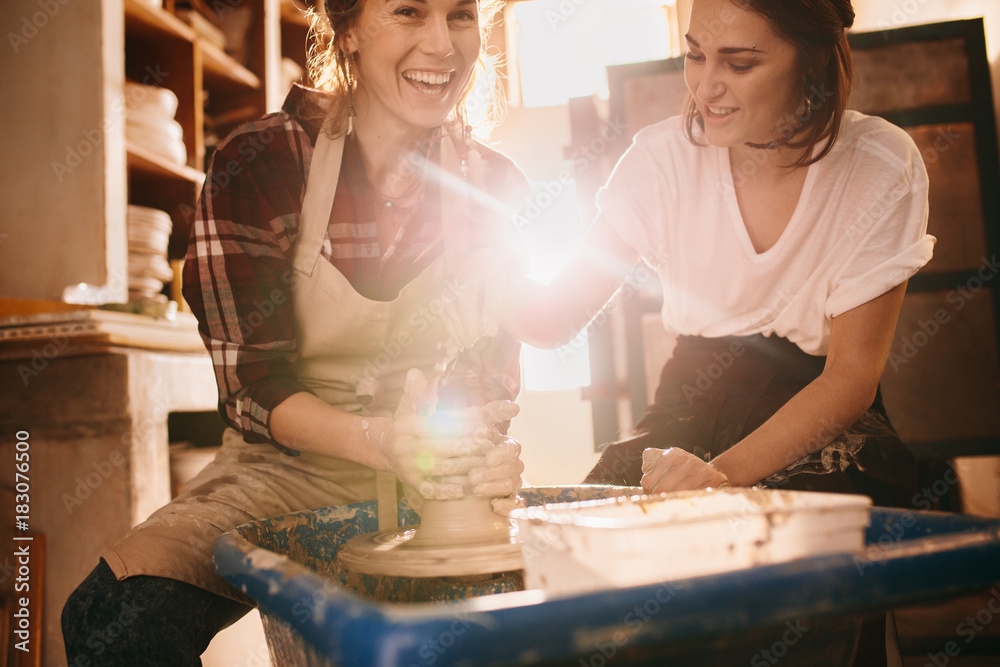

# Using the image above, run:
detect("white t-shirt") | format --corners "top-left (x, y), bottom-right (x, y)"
top-left (597, 110), bottom-right (934, 356)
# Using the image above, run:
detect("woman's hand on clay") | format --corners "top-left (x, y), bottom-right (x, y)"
top-left (376, 369), bottom-right (474, 500)
top-left (377, 369), bottom-right (524, 506)
top-left (423, 400), bottom-right (524, 510)
top-left (467, 400), bottom-right (525, 514)
top-left (477, 436), bottom-right (526, 515)
top-left (640, 447), bottom-right (729, 494)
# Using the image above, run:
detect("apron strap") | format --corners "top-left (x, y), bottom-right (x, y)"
top-left (292, 130), bottom-right (412, 517)
top-left (293, 131), bottom-right (346, 276)
top-left (438, 129), bottom-right (480, 276)
top-left (296, 126), bottom-right (476, 277)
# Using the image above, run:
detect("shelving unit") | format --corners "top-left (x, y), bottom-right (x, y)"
top-left (122, 0), bottom-right (288, 267)
top-left (0, 0), bottom-right (309, 303)
top-left (0, 1), bottom-right (313, 661)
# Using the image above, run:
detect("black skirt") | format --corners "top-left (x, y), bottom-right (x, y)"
top-left (584, 334), bottom-right (919, 508)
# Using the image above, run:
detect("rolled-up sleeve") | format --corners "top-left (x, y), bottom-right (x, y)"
top-left (827, 134), bottom-right (935, 318)
top-left (182, 115), bottom-right (314, 455)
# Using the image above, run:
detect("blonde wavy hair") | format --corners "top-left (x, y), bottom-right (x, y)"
top-left (304, 0), bottom-right (507, 137)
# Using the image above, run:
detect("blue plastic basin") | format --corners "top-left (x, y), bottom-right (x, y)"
top-left (214, 485), bottom-right (1000, 666)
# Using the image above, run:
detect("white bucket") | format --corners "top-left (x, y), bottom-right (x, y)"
top-left (509, 487), bottom-right (871, 596)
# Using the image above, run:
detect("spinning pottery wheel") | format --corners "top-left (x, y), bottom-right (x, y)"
top-left (338, 368), bottom-right (524, 589)
top-left (337, 495), bottom-right (523, 581)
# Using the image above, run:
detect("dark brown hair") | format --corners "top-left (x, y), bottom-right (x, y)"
top-left (684, 0), bottom-right (855, 166)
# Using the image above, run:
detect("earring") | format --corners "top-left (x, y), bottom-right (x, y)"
top-left (345, 54), bottom-right (356, 134)
top-left (460, 105), bottom-right (471, 183)
top-left (803, 74), bottom-right (814, 116)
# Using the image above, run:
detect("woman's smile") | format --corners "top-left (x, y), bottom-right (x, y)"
top-left (703, 105), bottom-right (739, 120)
top-left (401, 68), bottom-right (455, 98)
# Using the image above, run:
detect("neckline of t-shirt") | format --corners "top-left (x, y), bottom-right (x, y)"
top-left (719, 146), bottom-right (819, 262)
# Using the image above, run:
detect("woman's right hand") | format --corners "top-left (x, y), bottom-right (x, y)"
top-left (640, 447), bottom-right (729, 494)
top-left (376, 368), bottom-right (494, 500)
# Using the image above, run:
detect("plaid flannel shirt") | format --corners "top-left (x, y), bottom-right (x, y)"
top-left (182, 85), bottom-right (526, 454)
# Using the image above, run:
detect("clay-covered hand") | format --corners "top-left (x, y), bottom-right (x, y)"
top-left (429, 399), bottom-right (525, 514)
top-left (377, 369), bottom-right (481, 500)
top-left (469, 434), bottom-right (523, 496)
top-left (476, 435), bottom-right (526, 515)
top-left (466, 400), bottom-right (525, 514)
top-left (640, 447), bottom-right (729, 494)
top-left (378, 371), bottom-right (525, 506)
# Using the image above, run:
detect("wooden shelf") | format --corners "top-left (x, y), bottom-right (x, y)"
top-left (4, 0), bottom-right (307, 303)
top-left (201, 40), bottom-right (262, 92)
top-left (127, 141), bottom-right (206, 184)
top-left (124, 0), bottom-right (195, 42)
top-left (280, 0), bottom-right (312, 27)
top-left (0, 309), bottom-right (204, 354)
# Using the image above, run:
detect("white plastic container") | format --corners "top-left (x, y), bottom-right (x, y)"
top-left (509, 488), bottom-right (871, 596)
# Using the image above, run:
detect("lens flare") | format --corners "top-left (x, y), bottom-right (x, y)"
top-left (416, 452), bottom-right (435, 472)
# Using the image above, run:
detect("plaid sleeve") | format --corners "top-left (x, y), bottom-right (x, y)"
top-left (182, 113), bottom-right (315, 455)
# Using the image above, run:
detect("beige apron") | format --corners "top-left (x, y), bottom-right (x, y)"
top-left (103, 129), bottom-right (496, 601)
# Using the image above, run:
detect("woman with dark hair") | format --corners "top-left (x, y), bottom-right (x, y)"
top-left (61, 0), bottom-right (527, 663)
top-left (501, 5), bottom-right (929, 660)
top-left (506, 0), bottom-right (931, 507)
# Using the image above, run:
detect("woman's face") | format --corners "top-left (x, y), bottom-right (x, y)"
top-left (684, 0), bottom-right (804, 148)
top-left (344, 0), bottom-right (481, 133)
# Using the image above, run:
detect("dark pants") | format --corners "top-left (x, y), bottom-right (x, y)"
top-left (584, 334), bottom-right (918, 667)
top-left (62, 559), bottom-right (253, 667)
top-left (585, 334), bottom-right (919, 509)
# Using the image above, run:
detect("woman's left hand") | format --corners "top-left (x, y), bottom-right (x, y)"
top-left (640, 447), bottom-right (729, 494)
top-left (379, 371), bottom-right (524, 512)
top-left (449, 400), bottom-right (526, 515)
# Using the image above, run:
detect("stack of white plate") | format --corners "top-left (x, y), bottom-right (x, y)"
top-left (125, 82), bottom-right (186, 166)
top-left (127, 205), bottom-right (174, 302)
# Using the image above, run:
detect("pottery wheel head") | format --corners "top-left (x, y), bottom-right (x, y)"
top-left (337, 496), bottom-right (523, 577)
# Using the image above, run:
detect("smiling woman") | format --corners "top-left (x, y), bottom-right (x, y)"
top-left (61, 0), bottom-right (533, 664)
top-left (497, 5), bottom-right (933, 659)
top-left (501, 0), bottom-right (932, 524)
top-left (343, 0), bottom-right (482, 133)
top-left (682, 0), bottom-right (855, 166)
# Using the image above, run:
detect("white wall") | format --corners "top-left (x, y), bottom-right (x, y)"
top-left (853, 0), bottom-right (1000, 52)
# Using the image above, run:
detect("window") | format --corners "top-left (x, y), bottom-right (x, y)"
top-left (507, 0), bottom-right (679, 108)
